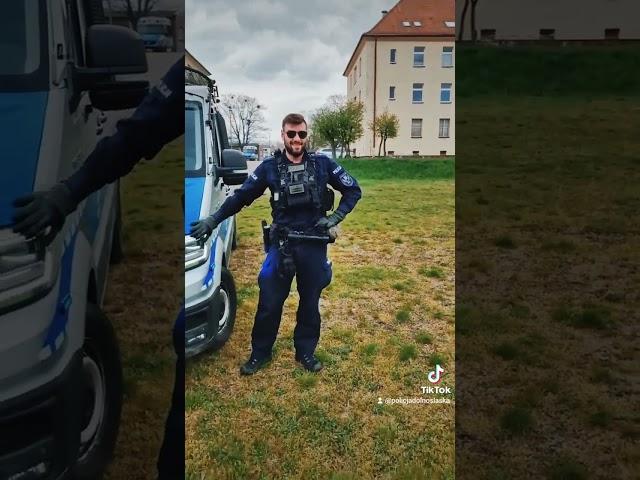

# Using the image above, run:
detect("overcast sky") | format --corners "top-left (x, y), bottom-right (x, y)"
top-left (186, 0), bottom-right (397, 145)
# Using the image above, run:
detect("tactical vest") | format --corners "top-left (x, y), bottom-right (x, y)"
top-left (270, 153), bottom-right (325, 213)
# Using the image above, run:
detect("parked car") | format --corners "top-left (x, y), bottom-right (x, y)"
top-left (184, 68), bottom-right (248, 357)
top-left (0, 3), bottom-right (149, 478)
top-left (316, 147), bottom-right (345, 159)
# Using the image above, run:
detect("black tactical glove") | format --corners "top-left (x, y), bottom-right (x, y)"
top-left (189, 216), bottom-right (219, 241)
top-left (12, 183), bottom-right (77, 242)
top-left (315, 210), bottom-right (345, 230)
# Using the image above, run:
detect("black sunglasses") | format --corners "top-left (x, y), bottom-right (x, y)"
top-left (285, 130), bottom-right (308, 139)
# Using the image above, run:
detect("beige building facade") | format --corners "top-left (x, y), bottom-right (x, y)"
top-left (457, 0), bottom-right (640, 41)
top-left (344, 0), bottom-right (455, 157)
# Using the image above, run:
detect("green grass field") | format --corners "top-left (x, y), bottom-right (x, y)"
top-left (104, 138), bottom-right (184, 479)
top-left (186, 158), bottom-right (455, 479)
top-left (456, 46), bottom-right (639, 479)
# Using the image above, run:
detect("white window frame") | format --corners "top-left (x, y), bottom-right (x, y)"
top-left (411, 118), bottom-right (422, 138)
top-left (439, 118), bottom-right (450, 138)
top-left (389, 85), bottom-right (396, 100)
top-left (442, 46), bottom-right (454, 68)
top-left (412, 83), bottom-right (423, 103)
top-left (440, 83), bottom-right (452, 103)
top-left (413, 46), bottom-right (425, 67)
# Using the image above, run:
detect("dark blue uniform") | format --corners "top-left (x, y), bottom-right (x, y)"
top-left (62, 58), bottom-right (184, 479)
top-left (211, 151), bottom-right (362, 359)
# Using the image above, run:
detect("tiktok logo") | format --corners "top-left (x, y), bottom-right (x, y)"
top-left (428, 364), bottom-right (444, 384)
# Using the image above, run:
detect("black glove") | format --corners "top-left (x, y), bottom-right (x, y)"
top-left (189, 216), bottom-right (219, 241)
top-left (12, 183), bottom-right (77, 241)
top-left (315, 210), bottom-right (345, 230)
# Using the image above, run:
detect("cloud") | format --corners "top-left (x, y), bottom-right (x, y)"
top-left (186, 0), bottom-right (396, 139)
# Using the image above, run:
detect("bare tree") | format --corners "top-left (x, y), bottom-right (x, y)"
top-left (221, 94), bottom-right (267, 149)
top-left (458, 0), bottom-right (470, 41)
top-left (115, 0), bottom-right (160, 29)
top-left (470, 0), bottom-right (480, 42)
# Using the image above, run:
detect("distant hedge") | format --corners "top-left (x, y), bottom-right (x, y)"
top-left (339, 157), bottom-right (454, 181)
top-left (456, 44), bottom-right (640, 97)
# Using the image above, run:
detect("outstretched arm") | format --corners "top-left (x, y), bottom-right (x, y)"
top-left (13, 58), bottom-right (185, 240)
top-left (189, 162), bottom-right (269, 240)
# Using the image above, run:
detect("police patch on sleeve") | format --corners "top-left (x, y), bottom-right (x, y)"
top-left (339, 172), bottom-right (354, 186)
top-left (250, 173), bottom-right (258, 181)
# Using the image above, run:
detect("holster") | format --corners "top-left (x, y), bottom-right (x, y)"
top-left (261, 220), bottom-right (270, 253)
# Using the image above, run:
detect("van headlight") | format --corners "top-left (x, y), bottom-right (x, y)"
top-left (185, 236), bottom-right (209, 271)
top-left (0, 230), bottom-right (59, 312)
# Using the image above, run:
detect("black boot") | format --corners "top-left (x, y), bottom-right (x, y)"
top-left (295, 353), bottom-right (323, 372)
top-left (239, 354), bottom-right (272, 375)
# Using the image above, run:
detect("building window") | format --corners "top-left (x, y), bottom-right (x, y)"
top-left (440, 150), bottom-right (447, 156)
top-left (412, 83), bottom-right (423, 103)
top-left (390, 48), bottom-right (396, 64)
top-left (440, 83), bottom-right (452, 103)
top-left (605, 28), bottom-right (620, 40)
top-left (412, 151), bottom-right (420, 156)
top-left (413, 46), bottom-right (425, 67)
top-left (359, 90), bottom-right (361, 101)
top-left (439, 118), bottom-right (450, 138)
top-left (354, 65), bottom-right (357, 80)
top-left (411, 118), bottom-right (422, 138)
top-left (539, 28), bottom-right (555, 40)
top-left (480, 29), bottom-right (496, 40)
top-left (442, 46), bottom-right (454, 67)
top-left (389, 86), bottom-right (396, 100)
top-left (359, 57), bottom-right (362, 76)
top-left (402, 21), bottom-right (411, 27)
top-left (388, 150), bottom-right (395, 156)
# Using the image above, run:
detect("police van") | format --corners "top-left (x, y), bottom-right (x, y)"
top-left (137, 16), bottom-right (174, 52)
top-left (184, 67), bottom-right (248, 358)
top-left (0, 1), bottom-right (149, 479)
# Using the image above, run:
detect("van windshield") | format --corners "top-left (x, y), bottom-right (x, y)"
top-left (0, 0), bottom-right (48, 92)
top-left (185, 101), bottom-right (206, 177)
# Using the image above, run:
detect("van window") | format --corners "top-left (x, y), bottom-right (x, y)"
top-left (0, 0), bottom-right (48, 91)
top-left (185, 101), bottom-right (206, 176)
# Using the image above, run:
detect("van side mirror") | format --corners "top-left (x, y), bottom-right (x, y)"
top-left (218, 149), bottom-right (248, 185)
top-left (74, 25), bottom-right (150, 111)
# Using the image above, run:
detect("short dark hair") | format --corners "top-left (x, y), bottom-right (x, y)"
top-left (282, 113), bottom-right (307, 129)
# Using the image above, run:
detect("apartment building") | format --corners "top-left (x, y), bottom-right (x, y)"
top-left (344, 0), bottom-right (455, 157)
top-left (185, 49), bottom-right (211, 76)
top-left (456, 0), bottom-right (640, 41)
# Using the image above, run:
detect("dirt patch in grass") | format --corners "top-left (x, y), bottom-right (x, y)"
top-left (457, 94), bottom-right (640, 478)
top-left (104, 139), bottom-right (183, 479)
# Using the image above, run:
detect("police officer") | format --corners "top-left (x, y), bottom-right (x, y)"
top-left (190, 113), bottom-right (362, 375)
top-left (12, 58), bottom-right (184, 480)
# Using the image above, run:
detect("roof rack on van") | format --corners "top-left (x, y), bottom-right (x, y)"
top-left (185, 66), bottom-right (220, 103)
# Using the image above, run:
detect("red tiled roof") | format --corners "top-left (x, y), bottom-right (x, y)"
top-left (344, 0), bottom-right (455, 75)
top-left (367, 0), bottom-right (455, 36)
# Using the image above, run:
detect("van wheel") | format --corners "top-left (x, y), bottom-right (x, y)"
top-left (71, 304), bottom-right (123, 480)
top-left (110, 187), bottom-right (124, 265)
top-left (211, 267), bottom-right (237, 351)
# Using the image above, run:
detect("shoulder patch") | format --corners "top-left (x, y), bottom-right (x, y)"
top-left (332, 165), bottom-right (343, 174)
top-left (156, 80), bottom-right (172, 98)
top-left (250, 173), bottom-right (258, 180)
top-left (339, 172), bottom-right (354, 186)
